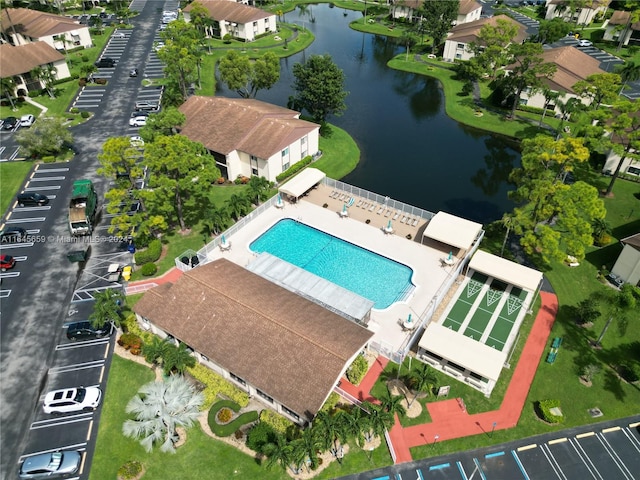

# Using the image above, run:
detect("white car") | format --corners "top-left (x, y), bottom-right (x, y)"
top-left (20, 114), bottom-right (36, 127)
top-left (113, 31), bottom-right (126, 38)
top-left (577, 39), bottom-right (593, 47)
top-left (130, 135), bottom-right (144, 147)
top-left (154, 42), bottom-right (165, 52)
top-left (129, 116), bottom-right (147, 127)
top-left (43, 386), bottom-right (102, 414)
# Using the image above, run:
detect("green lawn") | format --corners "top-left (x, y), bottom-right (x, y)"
top-left (0, 161), bottom-right (34, 216)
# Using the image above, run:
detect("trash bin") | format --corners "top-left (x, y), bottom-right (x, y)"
top-left (67, 246), bottom-right (91, 263)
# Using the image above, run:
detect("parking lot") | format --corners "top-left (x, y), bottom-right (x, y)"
top-left (339, 415), bottom-right (640, 480)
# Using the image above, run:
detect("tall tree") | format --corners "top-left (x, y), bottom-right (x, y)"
top-left (573, 72), bottom-right (622, 110)
top-left (162, 342), bottom-right (196, 375)
top-left (0, 77), bottom-right (17, 110)
top-left (138, 107), bottom-right (186, 143)
top-left (615, 61), bottom-right (640, 96)
top-left (509, 135), bottom-right (605, 263)
top-left (144, 135), bottom-right (220, 231)
top-left (246, 175), bottom-right (271, 205)
top-left (417, 0), bottom-right (459, 54)
top-left (97, 136), bottom-right (146, 190)
top-left (89, 288), bottom-right (125, 330)
top-left (471, 17), bottom-right (519, 81)
top-left (539, 88), bottom-right (560, 127)
top-left (30, 65), bottom-right (57, 98)
top-left (497, 42), bottom-right (556, 119)
top-left (535, 18), bottom-right (572, 44)
top-left (218, 50), bottom-right (280, 98)
top-left (157, 21), bottom-right (201, 101)
top-left (593, 284), bottom-right (640, 347)
top-left (225, 193), bottom-right (251, 220)
top-left (292, 54), bottom-right (348, 125)
top-left (122, 375), bottom-right (204, 453)
top-left (406, 363), bottom-right (437, 407)
top-left (263, 432), bottom-right (293, 472)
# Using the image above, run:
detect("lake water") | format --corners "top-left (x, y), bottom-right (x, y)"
top-left (216, 4), bottom-right (521, 224)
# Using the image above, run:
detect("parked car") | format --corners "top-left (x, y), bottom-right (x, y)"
top-left (66, 320), bottom-right (112, 340)
top-left (95, 57), bottom-right (116, 68)
top-left (129, 116), bottom-right (147, 127)
top-left (134, 101), bottom-right (159, 111)
top-left (19, 450), bottom-right (82, 479)
top-left (43, 386), bottom-right (102, 414)
top-left (16, 192), bottom-right (49, 206)
top-left (2, 116), bottom-right (19, 130)
top-left (20, 114), bottom-right (36, 127)
top-left (0, 227), bottom-right (27, 243)
top-left (577, 39), bottom-right (593, 47)
top-left (113, 31), bottom-right (126, 38)
top-left (131, 110), bottom-right (150, 117)
top-left (129, 68), bottom-right (138, 77)
top-left (0, 254), bottom-right (16, 271)
top-left (130, 135), bottom-right (145, 147)
top-left (154, 42), bottom-right (165, 52)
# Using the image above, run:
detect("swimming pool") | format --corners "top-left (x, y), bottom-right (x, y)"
top-left (250, 219), bottom-right (415, 309)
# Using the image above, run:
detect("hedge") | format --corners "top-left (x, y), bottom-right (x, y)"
top-left (537, 399), bottom-right (564, 424)
top-left (186, 363), bottom-right (249, 409)
top-left (275, 155), bottom-right (313, 183)
top-left (134, 239), bottom-right (162, 265)
top-left (258, 408), bottom-right (294, 434)
top-left (346, 354), bottom-right (368, 385)
top-left (517, 104), bottom-right (546, 115)
top-left (208, 400), bottom-right (259, 437)
top-left (140, 262), bottom-right (157, 276)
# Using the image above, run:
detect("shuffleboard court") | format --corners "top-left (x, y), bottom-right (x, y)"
top-left (442, 273), bottom-right (486, 331)
top-left (462, 280), bottom-right (505, 340)
top-left (485, 287), bottom-right (530, 350)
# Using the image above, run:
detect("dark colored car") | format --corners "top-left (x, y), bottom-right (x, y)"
top-left (66, 320), bottom-right (112, 340)
top-left (129, 68), bottom-right (138, 77)
top-left (2, 116), bottom-right (19, 130)
top-left (131, 110), bottom-right (150, 117)
top-left (0, 227), bottom-right (27, 243)
top-left (19, 450), bottom-right (81, 479)
top-left (134, 101), bottom-right (159, 111)
top-left (95, 57), bottom-right (116, 68)
top-left (17, 192), bottom-right (49, 206)
top-left (0, 254), bottom-right (16, 271)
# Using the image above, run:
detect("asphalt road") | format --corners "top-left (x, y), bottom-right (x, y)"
top-left (0, 1), bottom-right (177, 478)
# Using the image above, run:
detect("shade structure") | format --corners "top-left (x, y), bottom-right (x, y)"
top-left (278, 168), bottom-right (326, 199)
top-left (422, 211), bottom-right (483, 251)
top-left (469, 250), bottom-right (542, 292)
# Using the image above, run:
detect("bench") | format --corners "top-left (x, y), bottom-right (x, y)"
top-left (551, 337), bottom-right (563, 349)
top-left (546, 350), bottom-right (557, 364)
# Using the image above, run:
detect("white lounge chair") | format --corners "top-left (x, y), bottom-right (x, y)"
top-left (377, 206), bottom-right (384, 215)
top-left (393, 212), bottom-right (400, 220)
top-left (412, 218), bottom-right (419, 227)
top-left (356, 199), bottom-right (363, 207)
top-left (401, 216), bottom-right (407, 223)
top-left (369, 203), bottom-right (376, 212)
top-left (385, 209), bottom-right (392, 217)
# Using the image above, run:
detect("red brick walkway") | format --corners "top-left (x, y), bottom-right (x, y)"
top-left (339, 291), bottom-right (558, 464)
top-left (125, 267), bottom-right (183, 294)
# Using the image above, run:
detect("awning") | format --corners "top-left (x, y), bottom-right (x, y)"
top-left (418, 323), bottom-right (506, 381)
top-left (422, 211), bottom-right (483, 251)
top-left (278, 168), bottom-right (326, 199)
top-left (469, 250), bottom-right (542, 292)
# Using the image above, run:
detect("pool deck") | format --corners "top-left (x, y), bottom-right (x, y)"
top-left (204, 184), bottom-right (460, 352)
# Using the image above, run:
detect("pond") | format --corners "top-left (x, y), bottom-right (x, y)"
top-left (216, 4), bottom-right (521, 224)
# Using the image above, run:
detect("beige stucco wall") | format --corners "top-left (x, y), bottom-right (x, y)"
top-left (443, 39), bottom-right (474, 62)
top-left (457, 7), bottom-right (482, 25)
top-left (602, 149), bottom-right (640, 176)
top-left (611, 244), bottom-right (640, 286)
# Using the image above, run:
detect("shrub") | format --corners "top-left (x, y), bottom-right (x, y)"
top-left (346, 354), bottom-right (369, 385)
top-left (70, 107), bottom-right (80, 114)
top-left (134, 239), bottom-right (162, 264)
top-left (323, 203), bottom-right (328, 208)
top-left (618, 362), bottom-right (640, 383)
top-left (118, 332), bottom-right (143, 355)
top-left (80, 111), bottom-right (90, 119)
top-left (186, 363), bottom-right (249, 408)
top-left (140, 262), bottom-right (158, 276)
top-left (216, 177), bottom-right (226, 184)
top-left (217, 407), bottom-right (233, 423)
top-left (246, 421), bottom-right (277, 452)
top-left (78, 79), bottom-right (87, 87)
top-left (81, 55), bottom-right (89, 62)
top-left (117, 460), bottom-right (142, 479)
top-left (95, 78), bottom-right (107, 85)
top-left (537, 399), bottom-right (564, 424)
top-left (320, 392), bottom-right (341, 413)
top-left (42, 155), bottom-right (55, 163)
top-left (275, 156), bottom-right (313, 183)
top-left (516, 104), bottom-right (545, 115)
top-left (223, 33), bottom-right (232, 43)
top-left (259, 408), bottom-right (294, 434)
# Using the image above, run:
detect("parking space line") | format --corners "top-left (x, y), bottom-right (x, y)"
top-left (472, 458), bottom-right (487, 480)
top-left (0, 290), bottom-right (11, 298)
top-left (540, 444), bottom-right (567, 480)
top-left (517, 444), bottom-right (537, 451)
top-left (598, 432), bottom-right (635, 480)
top-left (629, 422), bottom-right (640, 428)
top-left (31, 415), bottom-right (94, 430)
top-left (577, 432), bottom-right (595, 438)
top-left (485, 451), bottom-right (504, 458)
top-left (569, 437), bottom-right (603, 480)
top-left (7, 216), bottom-right (47, 222)
top-left (29, 176), bottom-right (65, 181)
top-left (13, 256), bottom-right (28, 261)
top-left (511, 451), bottom-right (530, 480)
top-left (0, 272), bottom-right (20, 278)
top-left (25, 185), bottom-right (61, 191)
top-left (55, 338), bottom-right (110, 351)
top-left (548, 438), bottom-right (567, 445)
top-left (48, 360), bottom-right (105, 374)
top-left (0, 243), bottom-right (35, 249)
top-left (34, 167), bottom-right (69, 173)
top-left (429, 463), bottom-right (450, 470)
top-left (19, 443), bottom-right (87, 460)
top-left (603, 426), bottom-right (621, 433)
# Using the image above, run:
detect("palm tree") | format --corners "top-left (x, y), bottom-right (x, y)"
top-left (203, 205), bottom-right (231, 236)
top-left (378, 386), bottom-right (407, 418)
top-left (142, 336), bottom-right (171, 368)
top-left (555, 97), bottom-right (584, 140)
top-left (314, 410), bottom-right (348, 461)
top-left (539, 88), bottom-right (560, 127)
top-left (295, 426), bottom-right (322, 471)
top-left (406, 363), bottom-right (437, 407)
top-left (337, 407), bottom-right (366, 448)
top-left (80, 63), bottom-right (98, 81)
top-left (0, 77), bottom-right (17, 110)
top-left (225, 193), bottom-right (251, 220)
top-left (361, 401), bottom-right (393, 443)
top-left (263, 432), bottom-right (294, 472)
top-left (163, 342), bottom-right (196, 375)
top-left (30, 65), bottom-right (57, 98)
top-left (122, 375), bottom-right (204, 453)
top-left (53, 33), bottom-right (73, 58)
top-left (500, 213), bottom-right (514, 258)
top-left (89, 288), bottom-right (125, 330)
top-left (616, 61), bottom-right (640, 96)
top-left (246, 176), bottom-right (271, 206)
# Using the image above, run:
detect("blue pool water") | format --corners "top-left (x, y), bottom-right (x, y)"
top-left (250, 219), bottom-right (414, 309)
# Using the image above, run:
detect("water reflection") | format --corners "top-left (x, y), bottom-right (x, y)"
top-left (215, 4), bottom-right (521, 224)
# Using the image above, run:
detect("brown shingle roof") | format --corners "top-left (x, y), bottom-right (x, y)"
top-left (0, 8), bottom-right (84, 38)
top-left (621, 232), bottom-right (640, 252)
top-left (447, 15), bottom-right (528, 45)
top-left (608, 11), bottom-right (640, 31)
top-left (0, 42), bottom-right (64, 78)
top-left (133, 259), bottom-right (374, 421)
top-left (178, 96), bottom-right (319, 159)
top-left (539, 46), bottom-right (603, 93)
top-left (459, 0), bottom-right (482, 15)
top-left (183, 0), bottom-right (272, 24)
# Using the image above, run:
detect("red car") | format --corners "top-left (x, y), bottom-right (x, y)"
top-left (1, 255), bottom-right (16, 271)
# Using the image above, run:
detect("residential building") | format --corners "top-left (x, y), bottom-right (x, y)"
top-left (603, 11), bottom-right (640, 47)
top-left (133, 258), bottom-right (374, 425)
top-left (0, 8), bottom-right (92, 50)
top-left (518, 46), bottom-right (604, 114)
top-left (178, 96), bottom-right (320, 183)
top-left (611, 233), bottom-right (640, 286)
top-left (544, 0), bottom-right (610, 26)
top-left (0, 42), bottom-right (70, 97)
top-left (442, 15), bottom-right (528, 62)
top-left (389, 0), bottom-right (482, 25)
top-left (182, 0), bottom-right (276, 42)
top-left (602, 150), bottom-right (640, 178)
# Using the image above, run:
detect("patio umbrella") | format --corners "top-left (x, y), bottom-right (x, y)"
top-left (221, 234), bottom-right (227, 245)
top-left (387, 220), bottom-right (392, 230)
top-left (277, 193), bottom-right (282, 204)
top-left (343, 203), bottom-right (347, 213)
top-left (407, 313), bottom-right (412, 323)
top-left (447, 251), bottom-right (453, 261)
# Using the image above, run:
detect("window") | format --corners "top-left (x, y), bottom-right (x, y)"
top-left (250, 155), bottom-right (259, 176)
top-left (627, 166), bottom-right (640, 176)
top-left (230, 372), bottom-right (246, 386)
top-left (281, 147), bottom-right (290, 171)
top-left (256, 389), bottom-right (273, 403)
top-left (301, 136), bottom-right (308, 157)
top-left (455, 53), bottom-right (462, 59)
top-left (457, 43), bottom-right (465, 49)
top-left (282, 406), bottom-right (299, 421)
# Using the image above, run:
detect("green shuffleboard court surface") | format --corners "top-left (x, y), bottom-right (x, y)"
top-left (443, 272), bottom-right (487, 331)
top-left (463, 279), bottom-right (505, 340)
